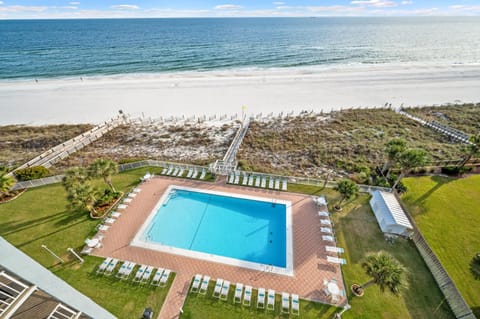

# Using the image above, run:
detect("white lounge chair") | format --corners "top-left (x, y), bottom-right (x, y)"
top-left (115, 261), bottom-right (129, 278)
top-left (292, 294), bottom-right (299, 315)
top-left (128, 192), bottom-right (137, 198)
top-left (318, 211), bottom-right (329, 217)
top-left (123, 198), bottom-right (132, 204)
top-left (267, 289), bottom-right (275, 310)
top-left (117, 204), bottom-right (127, 210)
top-left (111, 211), bottom-right (121, 218)
top-left (228, 174), bottom-right (235, 184)
top-left (220, 280), bottom-right (230, 301)
top-left (234, 174), bottom-right (240, 184)
top-left (104, 218), bottom-right (116, 224)
top-left (234, 283), bottom-right (243, 303)
top-left (320, 219), bottom-right (332, 226)
top-left (199, 275), bottom-right (210, 294)
top-left (282, 292), bottom-right (290, 313)
top-left (172, 167), bottom-right (179, 176)
top-left (191, 274), bottom-right (202, 293)
top-left (282, 178), bottom-right (288, 191)
top-left (199, 169), bottom-right (206, 179)
top-left (151, 268), bottom-right (164, 286)
top-left (248, 175), bottom-right (254, 186)
top-left (326, 246), bottom-right (345, 254)
top-left (191, 169), bottom-right (199, 179)
top-left (177, 168), bottom-right (185, 177)
top-left (268, 177), bottom-right (274, 189)
top-left (322, 235), bottom-right (334, 242)
top-left (133, 187), bottom-right (141, 193)
top-left (166, 166), bottom-right (174, 175)
top-left (257, 288), bottom-right (266, 309)
top-left (97, 224), bottom-right (110, 232)
top-left (274, 178), bottom-right (280, 190)
top-left (161, 167), bottom-right (168, 175)
top-left (104, 258), bottom-right (118, 276)
top-left (96, 257), bottom-right (112, 274)
top-left (243, 285), bottom-right (252, 306)
top-left (327, 256), bottom-right (347, 265)
top-left (186, 168), bottom-right (193, 178)
top-left (321, 227), bottom-right (333, 234)
top-left (141, 266), bottom-right (154, 284)
top-left (242, 173), bottom-right (248, 185)
top-left (261, 176), bottom-right (267, 188)
top-left (213, 278), bottom-right (224, 298)
top-left (133, 264), bottom-right (147, 282)
top-left (255, 176), bottom-right (261, 187)
top-left (159, 269), bottom-right (171, 287)
top-left (121, 262), bottom-right (136, 280)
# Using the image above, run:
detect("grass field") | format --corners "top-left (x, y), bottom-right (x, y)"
top-left (180, 188), bottom-right (453, 319)
top-left (0, 167), bottom-right (172, 318)
top-left (402, 175), bottom-right (480, 317)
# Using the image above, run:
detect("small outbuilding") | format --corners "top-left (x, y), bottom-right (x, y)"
top-left (369, 190), bottom-right (413, 237)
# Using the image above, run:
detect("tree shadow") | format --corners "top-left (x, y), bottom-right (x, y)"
top-left (0, 211), bottom-right (67, 236)
top-left (54, 208), bottom-right (91, 226)
top-left (413, 175), bottom-right (455, 206)
top-left (16, 219), bottom-right (88, 248)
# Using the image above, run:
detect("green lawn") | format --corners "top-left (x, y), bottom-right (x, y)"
top-left (180, 188), bottom-right (453, 319)
top-left (0, 167), bottom-right (172, 318)
top-left (402, 175), bottom-right (480, 317)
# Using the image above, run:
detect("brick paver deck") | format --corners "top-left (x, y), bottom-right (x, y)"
top-left (94, 176), bottom-right (346, 319)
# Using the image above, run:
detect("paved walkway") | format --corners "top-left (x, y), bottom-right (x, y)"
top-left (94, 177), bottom-right (346, 319)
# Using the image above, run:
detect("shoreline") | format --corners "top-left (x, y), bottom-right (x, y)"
top-left (1, 63), bottom-right (480, 125)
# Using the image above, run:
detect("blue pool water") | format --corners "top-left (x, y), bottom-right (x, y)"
top-left (142, 188), bottom-right (287, 268)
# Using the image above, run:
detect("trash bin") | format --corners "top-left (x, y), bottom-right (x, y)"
top-left (142, 308), bottom-right (153, 319)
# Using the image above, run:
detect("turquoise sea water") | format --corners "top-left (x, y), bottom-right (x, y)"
top-left (143, 189), bottom-right (287, 267)
top-left (1, 17), bottom-right (480, 80)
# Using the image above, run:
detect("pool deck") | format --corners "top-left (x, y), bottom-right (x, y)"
top-left (95, 176), bottom-right (346, 319)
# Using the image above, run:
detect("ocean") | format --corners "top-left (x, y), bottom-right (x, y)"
top-left (1, 17), bottom-right (480, 80)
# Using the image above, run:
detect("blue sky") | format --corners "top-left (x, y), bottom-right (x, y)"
top-left (1, 0), bottom-right (480, 18)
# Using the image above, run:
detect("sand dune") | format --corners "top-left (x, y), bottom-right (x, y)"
top-left (1, 63), bottom-right (479, 125)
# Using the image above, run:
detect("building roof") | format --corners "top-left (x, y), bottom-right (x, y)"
top-left (371, 191), bottom-right (413, 229)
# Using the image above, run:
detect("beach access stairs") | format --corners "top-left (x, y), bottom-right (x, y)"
top-left (12, 114), bottom-right (128, 173)
top-left (397, 109), bottom-right (473, 145)
top-left (212, 119), bottom-right (250, 175)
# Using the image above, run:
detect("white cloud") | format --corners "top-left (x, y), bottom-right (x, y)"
top-left (63, 6), bottom-right (78, 10)
top-left (401, 0), bottom-right (412, 4)
top-left (214, 4), bottom-right (242, 10)
top-left (110, 4), bottom-right (139, 10)
top-left (273, 1), bottom-right (285, 5)
top-left (0, 1), bottom-right (4, 5)
top-left (351, 0), bottom-right (397, 8)
top-left (449, 4), bottom-right (480, 12)
top-left (69, 1), bottom-right (80, 4)
top-left (0, 5), bottom-right (48, 13)
top-left (306, 5), bottom-right (365, 13)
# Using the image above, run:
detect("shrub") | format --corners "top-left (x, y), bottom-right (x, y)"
top-left (441, 166), bottom-right (473, 176)
top-left (96, 189), bottom-right (121, 206)
top-left (118, 157), bottom-right (147, 164)
top-left (14, 166), bottom-right (50, 181)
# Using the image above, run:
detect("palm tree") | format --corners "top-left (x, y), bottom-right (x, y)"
top-left (89, 159), bottom-right (118, 192)
top-left (67, 182), bottom-right (99, 215)
top-left (333, 179), bottom-right (359, 207)
top-left (459, 134), bottom-right (480, 169)
top-left (360, 251), bottom-right (408, 295)
top-left (62, 167), bottom-right (89, 192)
top-left (0, 173), bottom-right (15, 196)
top-left (383, 138), bottom-right (407, 175)
top-left (392, 149), bottom-right (429, 189)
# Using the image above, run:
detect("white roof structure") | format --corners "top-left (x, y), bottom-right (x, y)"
top-left (370, 191), bottom-right (413, 236)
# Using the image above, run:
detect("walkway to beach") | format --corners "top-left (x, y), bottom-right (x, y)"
top-left (94, 177), bottom-right (345, 319)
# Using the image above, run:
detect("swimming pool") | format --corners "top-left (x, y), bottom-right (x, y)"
top-left (132, 185), bottom-right (293, 275)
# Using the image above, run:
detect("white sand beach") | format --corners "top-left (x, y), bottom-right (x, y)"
top-left (1, 63), bottom-right (479, 125)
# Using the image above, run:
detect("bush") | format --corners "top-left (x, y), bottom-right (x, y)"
top-left (96, 189), bottom-right (121, 206)
top-left (14, 166), bottom-right (50, 181)
top-left (441, 166), bottom-right (473, 176)
top-left (118, 157), bottom-right (147, 164)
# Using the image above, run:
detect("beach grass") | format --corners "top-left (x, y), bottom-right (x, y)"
top-left (238, 108), bottom-right (465, 177)
top-left (402, 175), bottom-right (480, 316)
top-left (0, 166), bottom-right (172, 317)
top-left (405, 103), bottom-right (480, 136)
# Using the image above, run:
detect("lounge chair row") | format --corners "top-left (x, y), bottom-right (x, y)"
top-left (96, 258), bottom-right (172, 286)
top-left (190, 275), bottom-right (298, 314)
top-left (160, 165), bottom-right (207, 180)
top-left (228, 172), bottom-right (288, 191)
